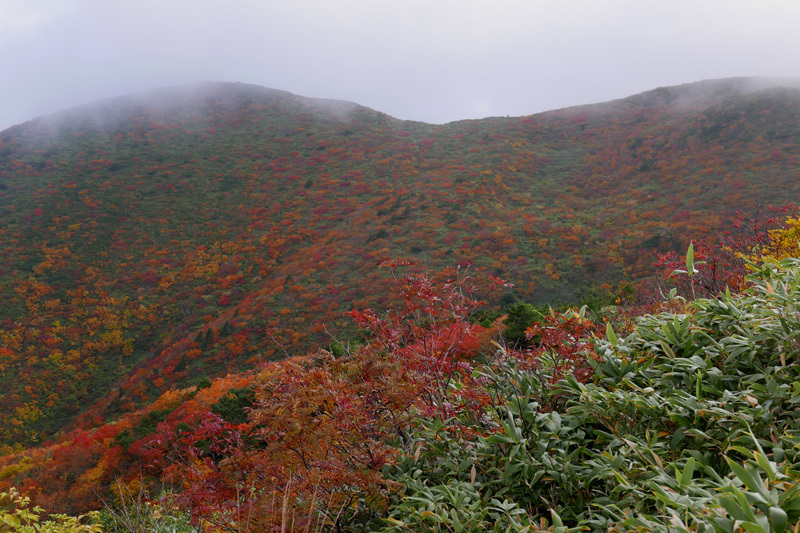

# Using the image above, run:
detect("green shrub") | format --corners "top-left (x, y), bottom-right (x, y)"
top-left (378, 257), bottom-right (800, 532)
top-left (501, 302), bottom-right (545, 347)
top-left (0, 488), bottom-right (101, 532)
top-left (210, 386), bottom-right (255, 425)
top-left (98, 482), bottom-right (199, 533)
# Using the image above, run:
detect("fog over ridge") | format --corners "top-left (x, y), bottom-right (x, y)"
top-left (7, 76), bottom-right (800, 140)
top-left (2, 1), bottom-right (800, 131)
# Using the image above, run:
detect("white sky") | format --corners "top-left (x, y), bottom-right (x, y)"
top-left (2, 0), bottom-right (800, 131)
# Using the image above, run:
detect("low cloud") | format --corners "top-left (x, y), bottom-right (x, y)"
top-left (2, 0), bottom-right (800, 130)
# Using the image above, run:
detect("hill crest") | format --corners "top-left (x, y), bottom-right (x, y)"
top-left (6, 76), bottom-right (800, 136)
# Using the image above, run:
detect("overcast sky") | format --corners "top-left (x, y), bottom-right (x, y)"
top-left (2, 0), bottom-right (800, 132)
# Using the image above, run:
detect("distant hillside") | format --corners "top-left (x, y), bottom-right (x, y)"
top-left (1, 77), bottom-right (800, 445)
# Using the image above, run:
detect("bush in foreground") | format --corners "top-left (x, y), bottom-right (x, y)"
top-left (378, 257), bottom-right (800, 532)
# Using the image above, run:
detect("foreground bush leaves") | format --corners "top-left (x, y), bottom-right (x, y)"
top-left (377, 257), bottom-right (800, 532)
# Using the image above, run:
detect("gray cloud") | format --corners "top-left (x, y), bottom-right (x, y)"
top-left (2, 0), bottom-right (800, 131)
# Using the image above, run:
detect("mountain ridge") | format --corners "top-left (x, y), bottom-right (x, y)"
top-left (6, 76), bottom-right (800, 136)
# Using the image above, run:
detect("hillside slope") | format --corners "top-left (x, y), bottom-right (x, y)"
top-left (1, 78), bottom-right (800, 445)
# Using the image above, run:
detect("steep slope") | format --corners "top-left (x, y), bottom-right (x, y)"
top-left (1, 78), bottom-right (800, 446)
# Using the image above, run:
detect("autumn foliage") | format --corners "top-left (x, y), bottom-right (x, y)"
top-left (2, 80), bottom-right (800, 447)
top-left (0, 261), bottom-right (600, 530)
top-left (2, 79), bottom-right (800, 529)
top-left (135, 261), bottom-right (512, 529)
top-left (652, 204), bottom-right (800, 300)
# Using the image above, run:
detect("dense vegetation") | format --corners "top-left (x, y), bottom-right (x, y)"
top-left (2, 77), bottom-right (800, 530)
top-left (2, 78), bottom-right (800, 447)
top-left (4, 226), bottom-right (800, 531)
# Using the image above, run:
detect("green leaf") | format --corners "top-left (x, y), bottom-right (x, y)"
top-left (696, 370), bottom-right (702, 400)
top-left (551, 508), bottom-right (564, 527)
top-left (606, 322), bottom-right (618, 347)
top-left (741, 521), bottom-right (768, 533)
top-left (659, 340), bottom-right (676, 359)
top-left (753, 451), bottom-right (777, 484)
top-left (726, 457), bottom-right (768, 499)
top-left (719, 495), bottom-right (752, 522)
top-left (680, 457), bottom-right (696, 487)
top-left (687, 242), bottom-right (695, 274)
top-left (661, 323), bottom-right (680, 345)
top-left (769, 506), bottom-right (788, 533)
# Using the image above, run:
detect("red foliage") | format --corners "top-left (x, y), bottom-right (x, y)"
top-left (524, 314), bottom-right (599, 386)
top-left (119, 262), bottom-right (509, 529)
top-left (652, 205), bottom-right (798, 300)
top-left (0, 261), bottom-right (607, 528)
top-left (653, 240), bottom-right (747, 299)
